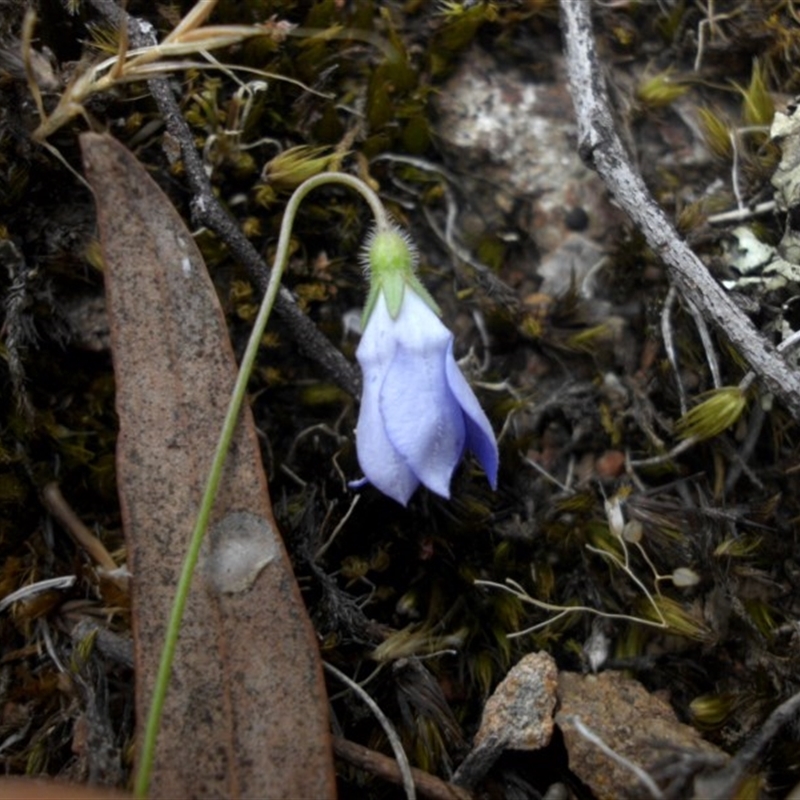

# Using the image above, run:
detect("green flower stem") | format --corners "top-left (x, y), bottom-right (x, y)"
top-left (134, 172), bottom-right (387, 798)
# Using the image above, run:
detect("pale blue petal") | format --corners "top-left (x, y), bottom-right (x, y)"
top-left (355, 295), bottom-right (419, 505)
top-left (380, 292), bottom-right (465, 498)
top-left (445, 344), bottom-right (499, 489)
top-left (355, 288), bottom-right (498, 504)
top-left (355, 382), bottom-right (420, 504)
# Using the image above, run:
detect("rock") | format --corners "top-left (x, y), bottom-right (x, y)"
top-left (453, 651), bottom-right (558, 789)
top-left (556, 671), bottom-right (728, 800)
top-left (434, 47), bottom-right (623, 267)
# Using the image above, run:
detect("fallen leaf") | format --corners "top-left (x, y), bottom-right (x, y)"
top-left (0, 777), bottom-right (130, 800)
top-left (81, 132), bottom-right (336, 800)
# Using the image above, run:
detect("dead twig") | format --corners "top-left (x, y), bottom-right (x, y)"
top-left (566, 715), bottom-right (663, 800)
top-left (86, 0), bottom-right (360, 396)
top-left (693, 688), bottom-right (800, 798)
top-left (42, 482), bottom-right (118, 571)
top-left (660, 286), bottom-right (688, 416)
top-left (558, 0), bottom-right (800, 421)
top-left (332, 737), bottom-right (473, 800)
top-left (324, 662), bottom-right (416, 800)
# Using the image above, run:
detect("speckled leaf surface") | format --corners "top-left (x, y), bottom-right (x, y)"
top-left (80, 133), bottom-right (335, 800)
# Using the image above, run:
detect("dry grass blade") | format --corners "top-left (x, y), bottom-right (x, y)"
top-left (27, 0), bottom-right (294, 142)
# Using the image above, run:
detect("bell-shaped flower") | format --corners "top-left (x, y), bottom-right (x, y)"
top-left (354, 226), bottom-right (498, 505)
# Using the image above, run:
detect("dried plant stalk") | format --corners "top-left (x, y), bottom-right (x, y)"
top-left (559, 0), bottom-right (800, 421)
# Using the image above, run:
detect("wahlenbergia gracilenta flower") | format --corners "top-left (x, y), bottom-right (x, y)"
top-left (355, 225), bottom-right (498, 505)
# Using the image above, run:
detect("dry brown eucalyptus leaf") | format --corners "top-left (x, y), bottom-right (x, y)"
top-left (0, 777), bottom-right (130, 800)
top-left (80, 132), bottom-right (335, 800)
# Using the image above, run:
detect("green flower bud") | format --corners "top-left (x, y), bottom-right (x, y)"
top-left (360, 224), bottom-right (438, 322)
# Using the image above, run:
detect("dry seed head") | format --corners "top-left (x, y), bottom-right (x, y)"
top-left (674, 386), bottom-right (747, 441)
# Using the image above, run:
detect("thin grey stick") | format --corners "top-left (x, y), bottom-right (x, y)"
top-left (559, 0), bottom-right (800, 421)
top-left (660, 285), bottom-right (688, 415)
top-left (87, 0), bottom-right (360, 396)
top-left (324, 661), bottom-right (416, 800)
top-left (684, 297), bottom-right (722, 388)
top-left (567, 716), bottom-right (663, 800)
top-left (693, 688), bottom-right (800, 798)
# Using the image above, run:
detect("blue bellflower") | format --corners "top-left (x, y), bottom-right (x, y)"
top-left (355, 226), bottom-right (498, 505)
